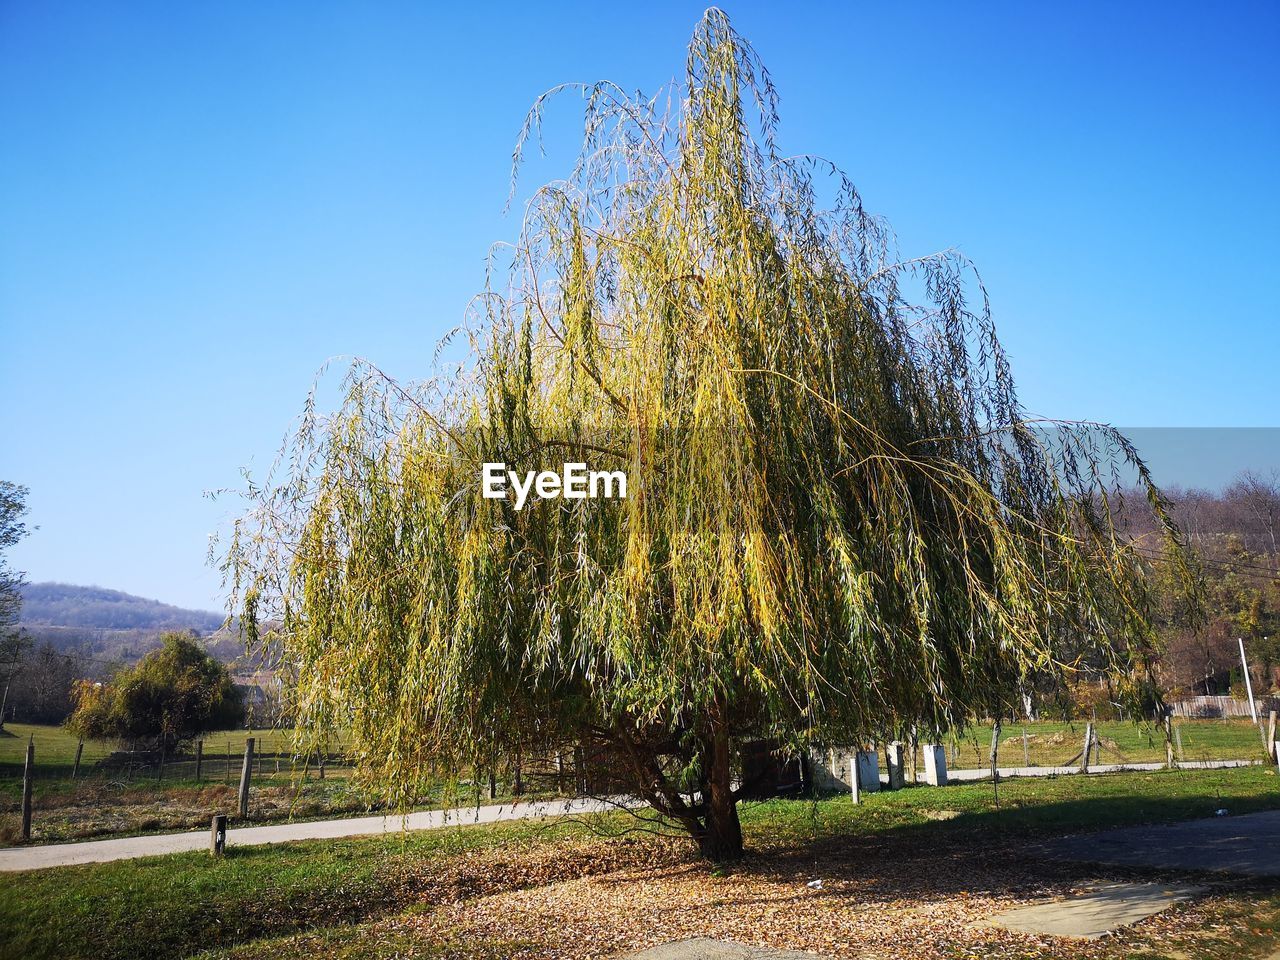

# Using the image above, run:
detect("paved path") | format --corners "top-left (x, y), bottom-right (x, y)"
top-left (0, 795), bottom-right (639, 873)
top-left (1037, 808), bottom-right (1280, 877)
top-left (935, 758), bottom-right (1256, 783)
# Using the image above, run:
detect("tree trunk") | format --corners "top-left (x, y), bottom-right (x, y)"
top-left (697, 719), bottom-right (743, 861)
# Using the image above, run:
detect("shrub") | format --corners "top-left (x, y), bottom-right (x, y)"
top-left (66, 631), bottom-right (242, 751)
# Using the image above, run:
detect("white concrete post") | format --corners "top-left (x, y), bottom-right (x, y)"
top-left (1239, 638), bottom-right (1258, 724)
top-left (856, 750), bottom-right (880, 793)
top-left (923, 744), bottom-right (948, 786)
top-left (885, 741), bottom-right (906, 790)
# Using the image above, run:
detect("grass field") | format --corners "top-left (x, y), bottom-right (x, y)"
top-left (0, 723), bottom-right (115, 767)
top-left (957, 717), bottom-right (1269, 767)
top-left (2, 718), bottom-right (1269, 775)
top-left (0, 766), bottom-right (1277, 960)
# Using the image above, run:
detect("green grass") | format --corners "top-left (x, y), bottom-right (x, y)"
top-left (792, 763), bottom-right (1280, 842)
top-left (0, 766), bottom-right (1276, 960)
top-left (0, 723), bottom-right (114, 767)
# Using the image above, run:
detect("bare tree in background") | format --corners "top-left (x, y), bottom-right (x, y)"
top-left (0, 482), bottom-right (31, 731)
top-left (1229, 470), bottom-right (1280, 556)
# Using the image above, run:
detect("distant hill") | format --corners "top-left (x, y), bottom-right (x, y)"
top-left (20, 582), bottom-right (225, 632)
top-left (17, 583), bottom-right (240, 669)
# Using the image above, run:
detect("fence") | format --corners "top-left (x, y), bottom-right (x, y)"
top-left (1169, 695), bottom-right (1280, 719)
top-left (0, 726), bottom-right (599, 845)
top-left (0, 725), bottom-right (362, 845)
top-left (0, 730), bottom-right (354, 786)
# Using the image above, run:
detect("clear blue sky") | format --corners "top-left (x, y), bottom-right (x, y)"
top-left (1, 2), bottom-right (1277, 612)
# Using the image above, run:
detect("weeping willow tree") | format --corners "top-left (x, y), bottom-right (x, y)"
top-left (227, 9), bottom-right (1196, 860)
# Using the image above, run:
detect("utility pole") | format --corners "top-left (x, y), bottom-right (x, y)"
top-left (1239, 638), bottom-right (1259, 725)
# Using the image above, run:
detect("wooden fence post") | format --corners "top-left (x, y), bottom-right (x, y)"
top-left (1021, 728), bottom-right (1030, 767)
top-left (210, 814), bottom-right (227, 856)
top-left (195, 739), bottom-right (203, 781)
top-left (1174, 723), bottom-right (1184, 762)
top-left (238, 738), bottom-right (255, 818)
top-left (573, 743), bottom-right (586, 795)
top-left (72, 739), bottom-right (83, 780)
top-left (1080, 722), bottom-right (1094, 773)
top-left (1266, 711), bottom-right (1277, 761)
top-left (21, 737), bottom-right (34, 841)
top-left (1163, 713), bottom-right (1176, 769)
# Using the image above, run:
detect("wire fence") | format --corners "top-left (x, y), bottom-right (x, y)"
top-left (0, 725), bottom-right (366, 845)
top-left (0, 725), bottom-right (594, 845)
top-left (0, 726), bottom-right (354, 784)
top-left (950, 717), bottom-right (1272, 770)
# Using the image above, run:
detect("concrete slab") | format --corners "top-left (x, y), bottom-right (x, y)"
top-left (1038, 809), bottom-right (1280, 877)
top-left (995, 881), bottom-right (1203, 940)
top-left (621, 940), bottom-right (824, 959)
